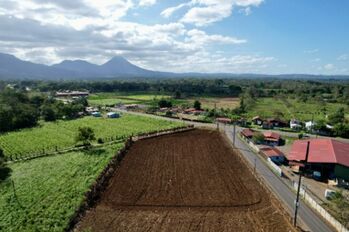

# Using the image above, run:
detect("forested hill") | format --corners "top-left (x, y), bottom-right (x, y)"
top-left (0, 52), bottom-right (349, 80)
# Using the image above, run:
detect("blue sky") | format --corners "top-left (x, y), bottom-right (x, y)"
top-left (0, 0), bottom-right (348, 74)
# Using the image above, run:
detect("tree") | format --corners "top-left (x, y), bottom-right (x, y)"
top-left (333, 123), bottom-right (349, 138)
top-left (252, 132), bottom-right (265, 144)
top-left (158, 99), bottom-right (172, 108)
top-left (75, 127), bottom-right (96, 148)
top-left (328, 107), bottom-right (345, 125)
top-left (41, 105), bottom-right (57, 121)
top-left (194, 100), bottom-right (201, 110)
top-left (0, 147), bottom-right (11, 182)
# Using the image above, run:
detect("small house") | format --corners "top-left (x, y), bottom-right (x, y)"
top-left (107, 112), bottom-right (120, 118)
top-left (240, 128), bottom-right (255, 139)
top-left (252, 116), bottom-right (263, 125)
top-left (92, 112), bottom-right (101, 117)
top-left (290, 119), bottom-right (302, 130)
top-left (263, 131), bottom-right (282, 146)
top-left (266, 118), bottom-right (288, 128)
top-left (260, 147), bottom-right (285, 164)
top-left (216, 117), bottom-right (232, 124)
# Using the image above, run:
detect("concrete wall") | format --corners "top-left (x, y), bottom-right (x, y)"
top-left (293, 182), bottom-right (348, 232)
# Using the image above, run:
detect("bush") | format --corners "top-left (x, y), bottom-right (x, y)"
top-left (97, 138), bottom-right (104, 144)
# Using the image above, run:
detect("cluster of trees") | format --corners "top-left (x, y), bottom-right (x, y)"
top-left (0, 147), bottom-right (11, 181)
top-left (0, 89), bottom-right (87, 133)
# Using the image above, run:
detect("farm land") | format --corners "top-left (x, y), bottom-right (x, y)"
top-left (0, 114), bottom-right (184, 231)
top-left (77, 129), bottom-right (295, 232)
top-left (0, 143), bottom-right (123, 232)
top-left (0, 114), bottom-right (183, 160)
top-left (89, 92), bottom-right (348, 122)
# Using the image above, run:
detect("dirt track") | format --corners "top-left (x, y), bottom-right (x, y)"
top-left (77, 129), bottom-right (295, 231)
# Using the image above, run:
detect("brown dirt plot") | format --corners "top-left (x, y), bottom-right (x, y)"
top-left (76, 129), bottom-right (296, 232)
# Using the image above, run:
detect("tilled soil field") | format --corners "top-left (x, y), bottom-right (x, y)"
top-left (77, 129), bottom-right (295, 232)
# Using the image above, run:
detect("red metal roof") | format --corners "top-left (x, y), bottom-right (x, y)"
top-left (260, 147), bottom-right (284, 157)
top-left (216, 118), bottom-right (232, 123)
top-left (241, 128), bottom-right (254, 137)
top-left (263, 131), bottom-right (281, 140)
top-left (288, 139), bottom-right (349, 167)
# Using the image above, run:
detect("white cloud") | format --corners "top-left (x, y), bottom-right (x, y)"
top-left (337, 54), bottom-right (348, 61)
top-left (139, 0), bottom-right (156, 7)
top-left (324, 63), bottom-right (334, 70)
top-left (0, 0), bottom-right (273, 73)
top-left (162, 0), bottom-right (263, 26)
top-left (186, 29), bottom-right (247, 45)
top-left (304, 49), bottom-right (319, 54)
top-left (161, 2), bottom-right (192, 18)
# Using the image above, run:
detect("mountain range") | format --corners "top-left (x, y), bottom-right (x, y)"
top-left (0, 52), bottom-right (348, 80)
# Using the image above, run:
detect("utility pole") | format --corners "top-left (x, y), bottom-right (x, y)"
top-left (233, 122), bottom-right (236, 146)
top-left (254, 157), bottom-right (257, 173)
top-left (294, 141), bottom-right (310, 227)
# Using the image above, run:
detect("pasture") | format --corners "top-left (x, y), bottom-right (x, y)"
top-left (88, 92), bottom-right (170, 106)
top-left (245, 97), bottom-right (348, 121)
top-left (0, 114), bottom-right (183, 159)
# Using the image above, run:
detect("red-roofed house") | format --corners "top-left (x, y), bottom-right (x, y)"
top-left (260, 147), bottom-right (285, 164)
top-left (240, 128), bottom-right (255, 139)
top-left (263, 131), bottom-right (282, 146)
top-left (216, 117), bottom-right (232, 124)
top-left (288, 139), bottom-right (349, 182)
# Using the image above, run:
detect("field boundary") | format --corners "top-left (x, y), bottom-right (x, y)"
top-left (66, 125), bottom-right (194, 232)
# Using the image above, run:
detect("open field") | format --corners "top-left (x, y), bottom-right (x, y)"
top-left (0, 114), bottom-right (183, 159)
top-left (245, 97), bottom-right (348, 121)
top-left (77, 130), bottom-right (295, 232)
top-left (88, 92), bottom-right (170, 106)
top-left (0, 143), bottom-right (124, 232)
top-left (189, 97), bottom-right (240, 109)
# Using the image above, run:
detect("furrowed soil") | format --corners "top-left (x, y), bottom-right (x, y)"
top-left (76, 129), bottom-right (295, 232)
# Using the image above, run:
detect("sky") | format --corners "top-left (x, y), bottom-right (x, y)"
top-left (0, 0), bottom-right (348, 75)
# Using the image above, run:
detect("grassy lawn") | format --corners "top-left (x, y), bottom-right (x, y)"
top-left (0, 143), bottom-right (124, 232)
top-left (0, 114), bottom-right (184, 159)
top-left (245, 97), bottom-right (348, 121)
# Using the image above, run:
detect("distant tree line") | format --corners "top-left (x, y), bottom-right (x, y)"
top-left (0, 89), bottom-right (87, 133)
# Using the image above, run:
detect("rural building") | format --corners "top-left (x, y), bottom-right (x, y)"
top-left (252, 116), bottom-right (263, 125)
top-left (260, 147), bottom-right (285, 164)
top-left (290, 119), bottom-right (302, 130)
top-left (265, 118), bottom-right (288, 128)
top-left (240, 128), bottom-right (255, 139)
top-left (263, 131), bottom-right (282, 146)
top-left (288, 139), bottom-right (349, 185)
top-left (91, 112), bottom-right (101, 117)
top-left (216, 117), bottom-right (232, 124)
top-left (107, 112), bottom-right (120, 118)
top-left (56, 91), bottom-right (89, 97)
top-left (85, 107), bottom-right (99, 114)
top-left (305, 121), bottom-right (333, 136)
top-left (124, 104), bottom-right (139, 110)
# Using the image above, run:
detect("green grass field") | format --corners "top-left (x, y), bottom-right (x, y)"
top-left (245, 97), bottom-right (348, 121)
top-left (0, 114), bottom-right (183, 159)
top-left (0, 143), bottom-right (123, 232)
top-left (88, 92), bottom-right (170, 106)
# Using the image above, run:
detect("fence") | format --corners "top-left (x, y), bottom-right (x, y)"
top-left (267, 158), bottom-right (283, 177)
top-left (293, 182), bottom-right (348, 232)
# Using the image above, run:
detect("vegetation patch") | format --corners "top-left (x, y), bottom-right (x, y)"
top-left (0, 114), bottom-right (184, 160)
top-left (0, 143), bottom-right (123, 232)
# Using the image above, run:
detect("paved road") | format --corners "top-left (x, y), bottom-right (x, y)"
top-left (118, 110), bottom-right (334, 232)
top-left (226, 126), bottom-right (334, 232)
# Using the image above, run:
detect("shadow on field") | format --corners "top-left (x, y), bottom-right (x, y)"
top-left (85, 148), bottom-right (106, 156)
